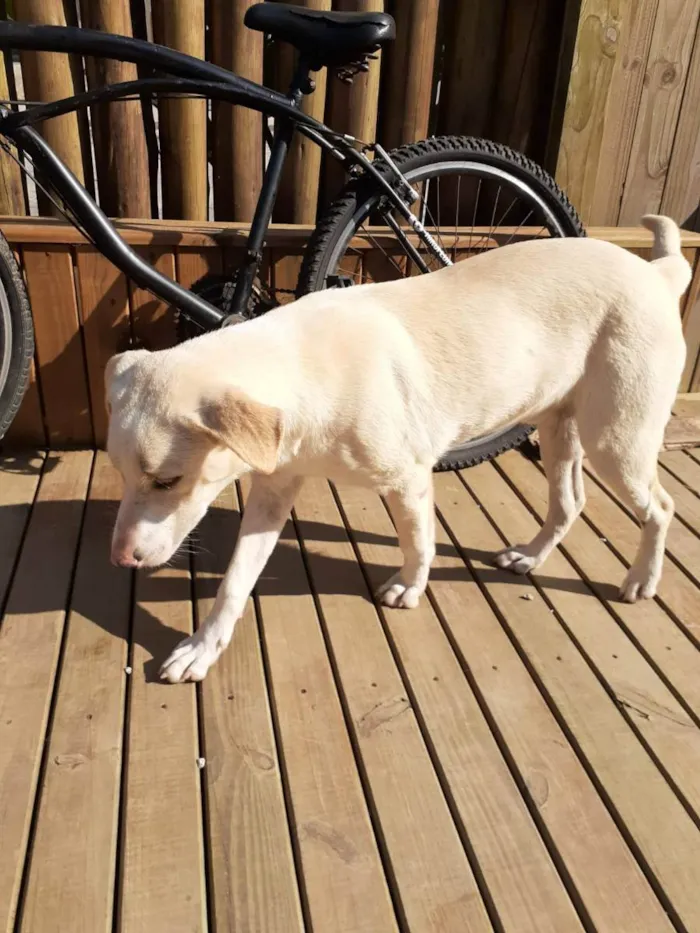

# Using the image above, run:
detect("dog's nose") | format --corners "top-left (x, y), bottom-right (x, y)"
top-left (111, 546), bottom-right (143, 568)
top-left (133, 548), bottom-right (144, 562)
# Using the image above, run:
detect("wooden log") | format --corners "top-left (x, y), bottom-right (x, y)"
top-left (323, 0), bottom-right (384, 207)
top-left (380, 0), bottom-right (440, 149)
top-left (435, 0), bottom-right (505, 139)
top-left (618, 0), bottom-right (700, 224)
top-left (211, 0), bottom-right (264, 222)
top-left (273, 0), bottom-right (332, 225)
top-left (555, 0), bottom-right (660, 225)
top-left (79, 0), bottom-right (151, 219)
top-left (14, 0), bottom-right (86, 216)
top-left (0, 53), bottom-right (26, 214)
top-left (152, 0), bottom-right (207, 220)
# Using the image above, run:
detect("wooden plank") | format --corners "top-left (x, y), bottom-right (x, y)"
top-left (0, 450), bottom-right (93, 933)
top-left (328, 481), bottom-right (584, 932)
top-left (176, 246), bottom-right (223, 290)
top-left (0, 52), bottom-right (26, 214)
top-left (129, 247), bottom-right (178, 351)
top-left (271, 250), bottom-right (303, 303)
top-left (685, 262), bottom-right (700, 387)
top-left (556, 0), bottom-right (661, 224)
top-left (415, 475), bottom-right (674, 931)
top-left (661, 13), bottom-right (700, 227)
top-left (194, 488), bottom-right (304, 932)
top-left (4, 355), bottom-right (46, 448)
top-left (497, 451), bottom-right (700, 711)
top-left (14, 0), bottom-right (86, 215)
top-left (0, 449), bottom-right (44, 608)
top-left (120, 557), bottom-right (207, 932)
top-left (78, 0), bottom-right (151, 218)
top-left (296, 479), bottom-right (496, 932)
top-left (22, 245), bottom-right (92, 446)
top-left (19, 453), bottom-right (130, 933)
top-left (619, 0), bottom-right (700, 222)
top-left (323, 0), bottom-right (384, 206)
top-left (659, 447), bottom-right (700, 491)
top-left (75, 248), bottom-right (131, 448)
top-left (381, 0), bottom-right (440, 148)
top-left (152, 0), bottom-right (208, 220)
top-left (211, 0), bottom-right (264, 222)
top-left (242, 480), bottom-right (400, 933)
top-left (435, 466), bottom-right (699, 930)
top-left (658, 462), bottom-right (700, 539)
top-left (273, 0), bottom-right (332, 225)
top-left (464, 460), bottom-right (700, 816)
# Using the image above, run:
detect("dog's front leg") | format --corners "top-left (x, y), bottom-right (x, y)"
top-left (377, 472), bottom-right (436, 609)
top-left (159, 473), bottom-right (303, 683)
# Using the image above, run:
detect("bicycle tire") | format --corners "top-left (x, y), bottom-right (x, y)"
top-left (296, 135), bottom-right (585, 471)
top-left (0, 231), bottom-right (34, 443)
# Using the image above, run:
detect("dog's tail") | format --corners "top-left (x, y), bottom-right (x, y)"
top-left (642, 213), bottom-right (692, 298)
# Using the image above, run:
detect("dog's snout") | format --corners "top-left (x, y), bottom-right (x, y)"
top-left (111, 544), bottom-right (143, 569)
top-left (133, 547), bottom-right (144, 562)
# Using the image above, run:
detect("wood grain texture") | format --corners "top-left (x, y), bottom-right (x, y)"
top-left (331, 481), bottom-right (584, 932)
top-left (432, 468), bottom-right (677, 933)
top-left (121, 557), bottom-right (207, 933)
top-left (211, 0), bottom-right (264, 222)
top-left (618, 0), bottom-right (700, 223)
top-left (242, 479), bottom-right (400, 933)
top-left (78, 0), bottom-right (151, 218)
top-left (0, 449), bottom-right (44, 610)
top-left (19, 454), bottom-right (130, 933)
top-left (74, 248), bottom-right (130, 448)
top-left (22, 245), bottom-right (92, 446)
top-left (0, 450), bottom-right (93, 933)
top-left (0, 53), bottom-right (26, 214)
top-left (556, 0), bottom-right (660, 224)
top-left (152, 0), bottom-right (208, 220)
top-left (14, 0), bottom-right (86, 215)
top-left (194, 488), bottom-right (304, 933)
top-left (129, 247), bottom-right (178, 350)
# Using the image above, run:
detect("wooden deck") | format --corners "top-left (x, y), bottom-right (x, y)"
top-left (2, 447), bottom-right (700, 933)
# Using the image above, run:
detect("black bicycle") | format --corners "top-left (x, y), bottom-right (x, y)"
top-left (0, 4), bottom-right (584, 469)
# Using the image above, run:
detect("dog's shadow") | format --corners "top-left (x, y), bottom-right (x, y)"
top-left (0, 490), bottom-right (619, 683)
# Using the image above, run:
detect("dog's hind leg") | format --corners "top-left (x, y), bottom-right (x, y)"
top-left (496, 411), bottom-right (585, 574)
top-left (378, 469), bottom-right (436, 609)
top-left (584, 442), bottom-right (673, 602)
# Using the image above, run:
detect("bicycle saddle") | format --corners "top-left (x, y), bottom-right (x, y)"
top-left (244, 3), bottom-right (395, 70)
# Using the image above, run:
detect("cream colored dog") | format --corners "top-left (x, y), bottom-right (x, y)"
top-left (106, 214), bottom-right (689, 684)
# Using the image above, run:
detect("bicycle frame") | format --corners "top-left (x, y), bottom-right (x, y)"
top-left (0, 21), bottom-right (432, 328)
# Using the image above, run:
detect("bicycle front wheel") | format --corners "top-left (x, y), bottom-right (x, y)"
top-left (297, 135), bottom-right (584, 471)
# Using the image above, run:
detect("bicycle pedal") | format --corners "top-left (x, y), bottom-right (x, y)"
top-left (327, 274), bottom-right (354, 288)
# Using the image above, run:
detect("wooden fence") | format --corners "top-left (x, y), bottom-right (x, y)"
top-left (2, 217), bottom-right (700, 451)
top-left (0, 0), bottom-right (580, 226)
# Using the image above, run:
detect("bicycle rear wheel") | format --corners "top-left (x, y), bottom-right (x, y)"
top-left (297, 135), bottom-right (584, 471)
top-left (0, 232), bottom-right (34, 442)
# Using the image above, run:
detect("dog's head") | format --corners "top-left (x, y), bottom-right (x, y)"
top-left (105, 348), bottom-right (283, 569)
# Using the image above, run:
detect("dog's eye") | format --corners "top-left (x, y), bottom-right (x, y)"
top-left (153, 476), bottom-right (182, 491)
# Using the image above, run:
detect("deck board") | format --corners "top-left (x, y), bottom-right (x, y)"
top-left (1, 449), bottom-right (700, 932)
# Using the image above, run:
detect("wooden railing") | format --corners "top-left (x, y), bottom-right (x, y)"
top-left (1, 218), bottom-right (699, 450)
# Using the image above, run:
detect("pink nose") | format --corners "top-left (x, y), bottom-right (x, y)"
top-left (111, 547), bottom-right (143, 568)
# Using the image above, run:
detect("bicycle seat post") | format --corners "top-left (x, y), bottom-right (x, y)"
top-left (223, 56), bottom-right (314, 325)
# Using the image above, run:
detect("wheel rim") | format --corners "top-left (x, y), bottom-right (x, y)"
top-left (0, 279), bottom-right (12, 399)
top-left (315, 158), bottom-right (572, 458)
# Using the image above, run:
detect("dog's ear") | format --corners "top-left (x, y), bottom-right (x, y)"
top-left (192, 389), bottom-right (283, 475)
top-left (104, 349), bottom-right (149, 413)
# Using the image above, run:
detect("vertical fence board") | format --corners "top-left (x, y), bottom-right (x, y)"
top-left (152, 0), bottom-right (207, 220)
top-left (436, 1), bottom-right (505, 139)
top-left (0, 54), bottom-right (26, 215)
top-left (273, 0), bottom-right (332, 225)
top-left (22, 244), bottom-right (92, 445)
top-left (618, 0), bottom-right (700, 223)
top-left (211, 0), bottom-right (264, 222)
top-left (14, 0), bottom-right (86, 215)
top-left (555, 0), bottom-right (660, 225)
top-left (681, 257), bottom-right (700, 390)
top-left (129, 248), bottom-right (178, 350)
top-left (380, 0), bottom-right (439, 149)
top-left (323, 0), bottom-right (384, 206)
top-left (661, 15), bottom-right (700, 229)
top-left (176, 247), bottom-right (223, 290)
top-left (79, 0), bottom-right (151, 219)
top-left (75, 248), bottom-right (131, 447)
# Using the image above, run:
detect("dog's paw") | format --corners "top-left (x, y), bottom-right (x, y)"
top-left (619, 566), bottom-right (658, 603)
top-left (159, 634), bottom-right (219, 684)
top-left (376, 573), bottom-right (423, 609)
top-left (494, 545), bottom-right (540, 575)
